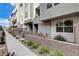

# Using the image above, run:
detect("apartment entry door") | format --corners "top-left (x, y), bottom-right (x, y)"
top-left (29, 23), bottom-right (33, 32)
top-left (34, 24), bottom-right (38, 34)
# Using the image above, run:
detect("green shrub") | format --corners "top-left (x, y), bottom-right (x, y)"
top-left (54, 35), bottom-right (66, 42)
top-left (0, 26), bottom-right (3, 31)
top-left (27, 40), bottom-right (39, 49)
top-left (0, 30), bottom-right (6, 44)
top-left (38, 46), bottom-right (50, 54)
top-left (54, 49), bottom-right (64, 56)
top-left (0, 36), bottom-right (5, 44)
top-left (31, 42), bottom-right (39, 49)
top-left (27, 40), bottom-right (34, 46)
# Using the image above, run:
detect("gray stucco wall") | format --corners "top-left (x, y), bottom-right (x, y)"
top-left (40, 3), bottom-right (79, 21)
top-left (38, 22), bottom-right (51, 37)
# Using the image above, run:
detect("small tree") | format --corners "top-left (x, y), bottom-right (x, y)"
top-left (12, 19), bottom-right (17, 27)
top-left (0, 26), bottom-right (3, 31)
top-left (0, 31), bottom-right (6, 44)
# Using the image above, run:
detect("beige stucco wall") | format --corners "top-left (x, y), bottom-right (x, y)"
top-left (74, 16), bottom-right (79, 44)
top-left (23, 3), bottom-right (40, 30)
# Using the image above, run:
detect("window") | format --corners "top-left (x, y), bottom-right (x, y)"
top-left (64, 20), bottom-right (73, 26)
top-left (64, 20), bottom-right (73, 32)
top-left (54, 3), bottom-right (60, 6)
top-left (56, 22), bottom-right (63, 32)
top-left (64, 27), bottom-right (73, 32)
top-left (56, 20), bottom-right (73, 33)
top-left (47, 3), bottom-right (52, 9)
top-left (20, 3), bottom-right (23, 7)
top-left (36, 6), bottom-right (40, 17)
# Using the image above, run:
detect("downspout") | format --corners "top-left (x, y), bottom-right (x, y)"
top-left (50, 21), bottom-right (51, 38)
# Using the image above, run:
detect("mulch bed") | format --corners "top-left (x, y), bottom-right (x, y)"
top-left (20, 40), bottom-right (54, 56)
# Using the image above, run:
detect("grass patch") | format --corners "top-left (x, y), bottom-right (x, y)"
top-left (38, 46), bottom-right (50, 54)
top-left (27, 40), bottom-right (34, 46)
top-left (54, 49), bottom-right (64, 56)
top-left (30, 42), bottom-right (39, 49)
top-left (27, 40), bottom-right (39, 49)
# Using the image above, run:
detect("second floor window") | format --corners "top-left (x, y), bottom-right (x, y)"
top-left (47, 3), bottom-right (52, 9)
top-left (54, 3), bottom-right (60, 6)
top-left (20, 3), bottom-right (23, 7)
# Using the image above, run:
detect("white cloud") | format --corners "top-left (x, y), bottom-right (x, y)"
top-left (0, 18), bottom-right (8, 20)
top-left (0, 21), bottom-right (9, 23)
top-left (0, 18), bottom-right (9, 27)
top-left (10, 3), bottom-right (16, 6)
top-left (0, 18), bottom-right (9, 23)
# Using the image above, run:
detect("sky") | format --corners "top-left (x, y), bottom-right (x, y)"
top-left (0, 3), bottom-right (15, 27)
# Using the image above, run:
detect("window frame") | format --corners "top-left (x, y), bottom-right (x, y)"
top-left (20, 3), bottom-right (23, 7)
top-left (47, 3), bottom-right (52, 9)
top-left (54, 3), bottom-right (60, 6)
top-left (56, 21), bottom-right (64, 32)
top-left (64, 20), bottom-right (73, 33)
top-left (56, 20), bottom-right (73, 33)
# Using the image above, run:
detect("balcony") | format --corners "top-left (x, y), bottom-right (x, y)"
top-left (24, 19), bottom-right (32, 25)
top-left (33, 16), bottom-right (40, 24)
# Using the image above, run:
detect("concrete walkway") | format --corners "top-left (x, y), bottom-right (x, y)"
top-left (5, 31), bottom-right (36, 56)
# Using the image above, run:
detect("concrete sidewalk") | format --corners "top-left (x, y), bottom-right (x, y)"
top-left (5, 31), bottom-right (36, 56)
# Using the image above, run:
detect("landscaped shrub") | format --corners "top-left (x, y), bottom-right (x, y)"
top-left (27, 40), bottom-right (39, 49)
top-left (54, 35), bottom-right (66, 42)
top-left (0, 37), bottom-right (5, 44)
top-left (0, 26), bottom-right (3, 31)
top-left (54, 49), bottom-right (64, 56)
top-left (9, 32), bottom-right (16, 37)
top-left (31, 42), bottom-right (39, 49)
top-left (38, 46), bottom-right (50, 54)
top-left (27, 40), bottom-right (34, 46)
top-left (0, 31), bottom-right (6, 44)
top-left (0, 26), bottom-right (6, 45)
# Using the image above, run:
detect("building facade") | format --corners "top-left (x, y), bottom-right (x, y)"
top-left (9, 7), bottom-right (17, 27)
top-left (39, 3), bottom-right (79, 43)
top-left (10, 3), bottom-right (79, 44)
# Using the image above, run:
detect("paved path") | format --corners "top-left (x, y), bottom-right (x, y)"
top-left (5, 31), bottom-right (36, 56)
